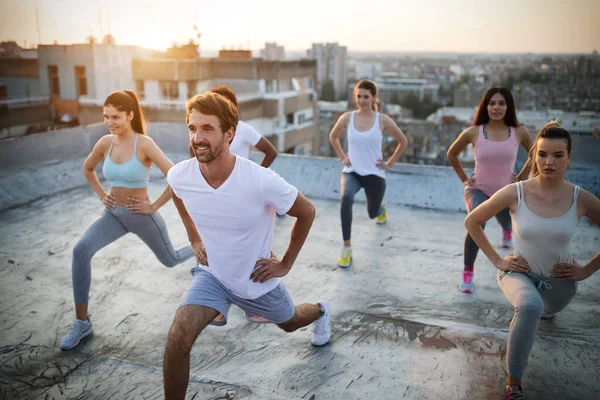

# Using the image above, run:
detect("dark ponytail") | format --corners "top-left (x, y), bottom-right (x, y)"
top-left (104, 90), bottom-right (147, 135)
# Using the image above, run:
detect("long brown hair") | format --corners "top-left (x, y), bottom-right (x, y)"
top-left (472, 87), bottom-right (519, 127)
top-left (525, 121), bottom-right (572, 178)
top-left (104, 90), bottom-right (146, 134)
top-left (354, 79), bottom-right (378, 112)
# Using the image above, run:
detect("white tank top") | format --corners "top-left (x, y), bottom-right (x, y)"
top-left (511, 181), bottom-right (580, 277)
top-left (343, 111), bottom-right (385, 179)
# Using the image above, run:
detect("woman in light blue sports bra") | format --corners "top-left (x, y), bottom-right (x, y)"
top-left (464, 122), bottom-right (600, 400)
top-left (60, 91), bottom-right (193, 350)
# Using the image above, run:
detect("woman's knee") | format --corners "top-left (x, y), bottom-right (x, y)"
top-left (158, 255), bottom-right (179, 268)
top-left (341, 192), bottom-right (355, 206)
top-left (515, 296), bottom-right (544, 318)
top-left (73, 239), bottom-right (94, 262)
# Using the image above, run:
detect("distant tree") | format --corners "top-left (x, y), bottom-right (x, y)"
top-left (320, 80), bottom-right (335, 101)
top-left (390, 91), bottom-right (401, 105)
top-left (457, 74), bottom-right (471, 86)
top-left (502, 73), bottom-right (516, 90)
top-left (399, 92), bottom-right (442, 119)
top-left (540, 56), bottom-right (554, 65)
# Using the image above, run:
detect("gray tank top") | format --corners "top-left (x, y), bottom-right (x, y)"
top-left (511, 181), bottom-right (580, 277)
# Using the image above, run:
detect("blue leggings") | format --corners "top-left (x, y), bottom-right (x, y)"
top-left (464, 188), bottom-right (511, 271)
top-left (340, 172), bottom-right (386, 241)
top-left (72, 205), bottom-right (194, 303)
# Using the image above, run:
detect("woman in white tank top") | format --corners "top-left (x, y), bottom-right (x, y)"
top-left (329, 80), bottom-right (408, 268)
top-left (464, 122), bottom-right (600, 400)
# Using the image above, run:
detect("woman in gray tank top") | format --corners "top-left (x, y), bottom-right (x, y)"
top-left (464, 122), bottom-right (600, 400)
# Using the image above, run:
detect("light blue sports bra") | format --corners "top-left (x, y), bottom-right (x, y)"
top-left (102, 134), bottom-right (150, 188)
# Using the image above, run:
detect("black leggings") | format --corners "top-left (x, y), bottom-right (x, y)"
top-left (340, 172), bottom-right (386, 241)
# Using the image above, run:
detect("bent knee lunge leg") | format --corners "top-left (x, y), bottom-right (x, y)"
top-left (164, 305), bottom-right (218, 400)
top-left (134, 212), bottom-right (194, 268)
top-left (364, 175), bottom-right (386, 219)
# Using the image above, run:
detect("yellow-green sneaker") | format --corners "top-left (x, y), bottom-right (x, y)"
top-left (375, 202), bottom-right (387, 225)
top-left (338, 247), bottom-right (352, 268)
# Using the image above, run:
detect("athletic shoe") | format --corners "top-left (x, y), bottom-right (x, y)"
top-left (504, 385), bottom-right (524, 400)
top-left (541, 311), bottom-right (556, 320)
top-left (60, 318), bottom-right (93, 350)
top-left (338, 247), bottom-right (352, 268)
top-left (459, 270), bottom-right (474, 293)
top-left (375, 202), bottom-right (387, 225)
top-left (502, 229), bottom-right (513, 249)
top-left (311, 301), bottom-right (331, 346)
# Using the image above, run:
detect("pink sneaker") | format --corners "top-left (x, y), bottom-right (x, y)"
top-left (502, 229), bottom-right (512, 249)
top-left (459, 270), bottom-right (474, 293)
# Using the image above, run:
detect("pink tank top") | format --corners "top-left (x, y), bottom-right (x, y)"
top-left (469, 125), bottom-right (519, 197)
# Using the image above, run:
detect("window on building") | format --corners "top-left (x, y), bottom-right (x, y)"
top-left (160, 81), bottom-right (179, 99)
top-left (187, 81), bottom-right (197, 99)
top-left (47, 65), bottom-right (60, 96)
top-left (286, 113), bottom-right (294, 125)
top-left (135, 80), bottom-right (145, 99)
top-left (74, 66), bottom-right (87, 96)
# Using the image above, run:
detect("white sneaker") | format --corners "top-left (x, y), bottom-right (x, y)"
top-left (311, 301), bottom-right (331, 346)
top-left (60, 318), bottom-right (93, 350)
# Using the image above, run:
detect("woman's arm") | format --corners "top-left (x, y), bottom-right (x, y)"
top-left (515, 126), bottom-right (534, 181)
top-left (82, 135), bottom-right (115, 208)
top-left (378, 114), bottom-right (408, 169)
top-left (447, 127), bottom-right (476, 184)
top-left (464, 184), bottom-right (530, 272)
top-left (329, 113), bottom-right (351, 167)
top-left (551, 189), bottom-right (600, 280)
top-left (129, 136), bottom-right (175, 213)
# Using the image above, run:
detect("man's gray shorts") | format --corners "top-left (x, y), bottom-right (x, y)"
top-left (178, 267), bottom-right (295, 326)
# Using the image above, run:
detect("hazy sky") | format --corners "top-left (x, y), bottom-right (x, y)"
top-left (0, 0), bottom-right (598, 53)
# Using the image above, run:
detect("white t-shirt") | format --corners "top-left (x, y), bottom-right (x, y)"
top-left (230, 120), bottom-right (262, 159)
top-left (167, 156), bottom-right (298, 299)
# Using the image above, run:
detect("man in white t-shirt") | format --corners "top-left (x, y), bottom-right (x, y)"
top-left (163, 92), bottom-right (331, 400)
top-left (188, 85), bottom-right (278, 167)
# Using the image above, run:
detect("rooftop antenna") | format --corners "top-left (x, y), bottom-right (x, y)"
top-left (35, 3), bottom-right (41, 44)
top-left (98, 9), bottom-right (103, 37)
top-left (193, 9), bottom-right (201, 57)
top-left (107, 8), bottom-right (112, 34)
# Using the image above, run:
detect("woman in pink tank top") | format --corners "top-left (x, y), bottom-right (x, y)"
top-left (464, 122), bottom-right (600, 400)
top-left (447, 87), bottom-right (533, 293)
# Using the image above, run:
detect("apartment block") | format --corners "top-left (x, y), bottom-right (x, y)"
top-left (307, 43), bottom-right (347, 101)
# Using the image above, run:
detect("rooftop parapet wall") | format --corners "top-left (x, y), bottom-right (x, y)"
top-left (1, 123), bottom-right (598, 211)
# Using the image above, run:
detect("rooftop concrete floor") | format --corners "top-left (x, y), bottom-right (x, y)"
top-left (1, 181), bottom-right (599, 400)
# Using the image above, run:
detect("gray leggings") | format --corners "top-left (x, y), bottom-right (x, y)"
top-left (497, 269), bottom-right (577, 378)
top-left (464, 188), bottom-right (511, 271)
top-left (341, 172), bottom-right (386, 241)
top-left (72, 205), bottom-right (194, 303)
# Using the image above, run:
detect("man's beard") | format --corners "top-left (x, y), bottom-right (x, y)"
top-left (191, 137), bottom-right (225, 163)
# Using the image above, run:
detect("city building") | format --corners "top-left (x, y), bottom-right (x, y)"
top-left (346, 77), bottom-right (440, 107)
top-left (356, 62), bottom-right (382, 81)
top-left (427, 106), bottom-right (600, 135)
top-left (260, 42), bottom-right (285, 61)
top-left (37, 36), bottom-right (154, 102)
top-left (0, 44), bottom-right (47, 138)
top-left (307, 43), bottom-right (347, 101)
top-left (79, 52), bottom-right (320, 155)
